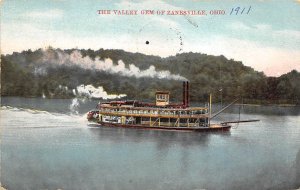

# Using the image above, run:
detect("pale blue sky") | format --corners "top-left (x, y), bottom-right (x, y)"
top-left (1, 0), bottom-right (300, 76)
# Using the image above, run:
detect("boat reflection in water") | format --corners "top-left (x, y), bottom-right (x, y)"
top-left (87, 125), bottom-right (231, 148)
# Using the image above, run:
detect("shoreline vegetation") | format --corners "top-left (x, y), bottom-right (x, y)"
top-left (1, 96), bottom-right (299, 108)
top-left (1, 47), bottom-right (300, 105)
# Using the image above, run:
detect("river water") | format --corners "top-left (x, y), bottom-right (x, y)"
top-left (1, 97), bottom-right (300, 190)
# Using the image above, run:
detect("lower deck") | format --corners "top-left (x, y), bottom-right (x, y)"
top-left (100, 114), bottom-right (209, 127)
top-left (94, 122), bottom-right (231, 132)
top-left (94, 113), bottom-right (231, 132)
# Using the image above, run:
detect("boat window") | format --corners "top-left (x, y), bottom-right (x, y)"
top-left (157, 94), bottom-right (167, 100)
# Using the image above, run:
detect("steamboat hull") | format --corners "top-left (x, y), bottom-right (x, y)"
top-left (93, 122), bottom-right (231, 132)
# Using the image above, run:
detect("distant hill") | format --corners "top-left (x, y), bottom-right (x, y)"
top-left (1, 48), bottom-right (300, 104)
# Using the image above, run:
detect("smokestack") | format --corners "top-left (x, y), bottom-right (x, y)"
top-left (183, 81), bottom-right (186, 107)
top-left (186, 81), bottom-right (189, 107)
top-left (182, 81), bottom-right (190, 107)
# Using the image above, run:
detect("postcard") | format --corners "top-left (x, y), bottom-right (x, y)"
top-left (1, 0), bottom-right (300, 190)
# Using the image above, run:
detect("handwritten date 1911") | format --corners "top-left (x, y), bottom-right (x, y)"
top-left (230, 6), bottom-right (251, 15)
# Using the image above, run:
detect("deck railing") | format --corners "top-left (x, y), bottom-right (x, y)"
top-left (99, 107), bottom-right (209, 119)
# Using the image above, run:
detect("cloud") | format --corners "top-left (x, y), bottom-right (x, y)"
top-left (254, 24), bottom-right (272, 31)
top-left (185, 35), bottom-right (300, 76)
top-left (229, 22), bottom-right (252, 30)
top-left (229, 22), bottom-right (300, 42)
top-left (274, 29), bottom-right (300, 40)
top-left (24, 9), bottom-right (63, 19)
top-left (1, 22), bottom-right (70, 54)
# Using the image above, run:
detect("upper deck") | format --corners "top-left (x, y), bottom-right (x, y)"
top-left (98, 81), bottom-right (209, 119)
top-left (99, 102), bottom-right (209, 119)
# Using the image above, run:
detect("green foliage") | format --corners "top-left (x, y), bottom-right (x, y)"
top-left (1, 49), bottom-right (300, 104)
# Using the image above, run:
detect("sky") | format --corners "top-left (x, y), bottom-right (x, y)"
top-left (1, 0), bottom-right (300, 76)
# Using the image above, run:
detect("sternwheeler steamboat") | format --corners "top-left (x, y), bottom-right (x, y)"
top-left (87, 81), bottom-right (235, 132)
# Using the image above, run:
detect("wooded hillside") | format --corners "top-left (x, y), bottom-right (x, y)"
top-left (1, 48), bottom-right (299, 104)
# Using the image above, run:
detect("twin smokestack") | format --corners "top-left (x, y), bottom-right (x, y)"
top-left (183, 81), bottom-right (189, 107)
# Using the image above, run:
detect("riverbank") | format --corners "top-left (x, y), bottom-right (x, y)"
top-left (1, 95), bottom-right (299, 107)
